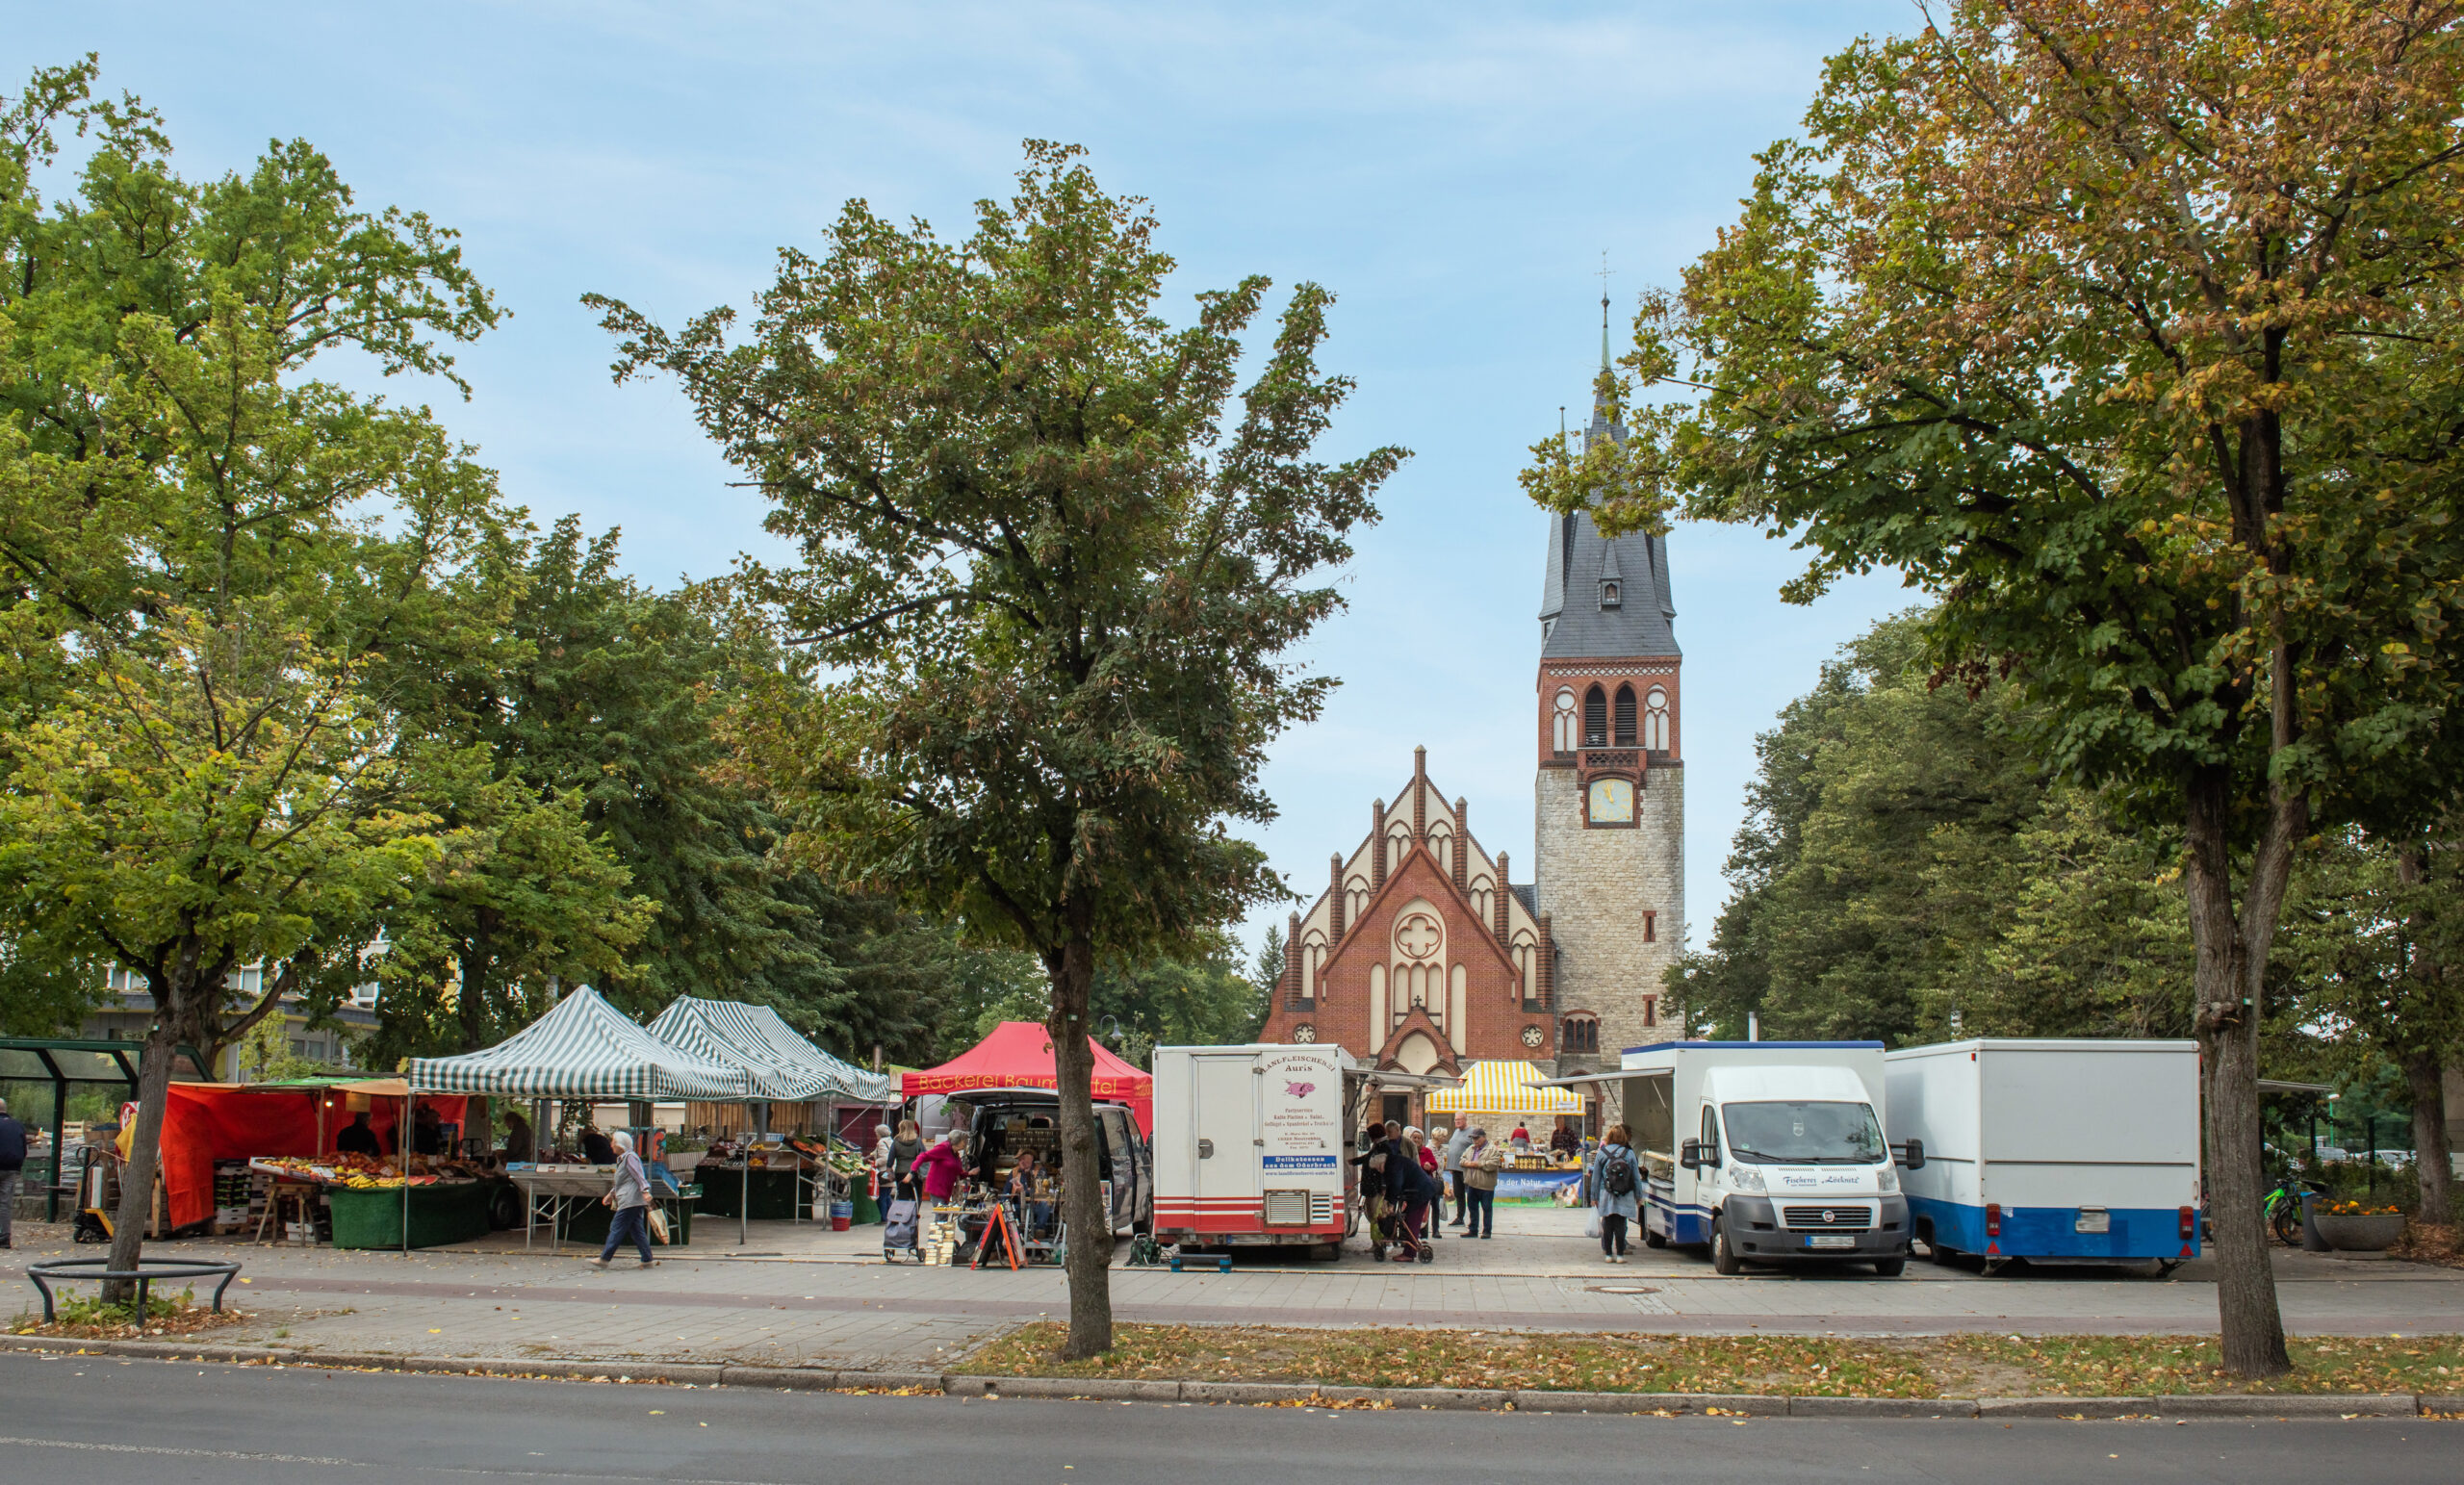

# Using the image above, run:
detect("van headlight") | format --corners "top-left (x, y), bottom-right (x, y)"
top-left (1877, 1164), bottom-right (1899, 1193)
top-left (1727, 1165), bottom-right (1765, 1192)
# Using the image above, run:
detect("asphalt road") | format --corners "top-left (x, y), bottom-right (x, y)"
top-left (2, 1352), bottom-right (2452, 1485)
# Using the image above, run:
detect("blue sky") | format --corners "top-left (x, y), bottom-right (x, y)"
top-left (27, 1), bottom-right (1923, 964)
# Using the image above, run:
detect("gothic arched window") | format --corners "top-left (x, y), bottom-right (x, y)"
top-left (1613, 684), bottom-right (1637, 747)
top-left (1644, 686), bottom-right (1671, 751)
top-left (1552, 687), bottom-right (1577, 752)
top-left (1582, 685), bottom-right (1607, 749)
top-left (1559, 1014), bottom-right (1600, 1054)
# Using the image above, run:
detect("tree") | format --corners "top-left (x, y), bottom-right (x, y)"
top-left (1535, 4), bottom-right (2464, 1373)
top-left (0, 61), bottom-right (503, 1294)
top-left (1089, 933), bottom-right (1269, 1066)
top-left (1668, 611), bottom-right (2192, 1044)
top-left (2279, 826), bottom-right (2464, 1220)
top-left (593, 141), bottom-right (1403, 1357)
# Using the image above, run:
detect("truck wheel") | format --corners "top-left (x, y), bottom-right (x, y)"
top-left (1316, 1242), bottom-right (1343, 1263)
top-left (1872, 1257), bottom-right (1906, 1276)
top-left (1710, 1216), bottom-right (1742, 1276)
top-left (1643, 1223), bottom-right (1667, 1249)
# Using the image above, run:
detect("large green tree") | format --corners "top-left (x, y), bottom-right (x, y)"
top-left (0, 60), bottom-right (505, 1292)
top-left (594, 142), bottom-right (1402, 1356)
top-left (1670, 612), bottom-right (2193, 1045)
top-left (1533, 3), bottom-right (2464, 1373)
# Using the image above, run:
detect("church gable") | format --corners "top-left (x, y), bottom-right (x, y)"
top-left (1261, 747), bottom-right (1556, 1067)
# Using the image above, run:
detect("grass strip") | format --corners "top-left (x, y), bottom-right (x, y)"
top-left (959, 1323), bottom-right (2464, 1398)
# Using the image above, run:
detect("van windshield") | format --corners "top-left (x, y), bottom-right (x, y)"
top-left (1720, 1101), bottom-right (1885, 1165)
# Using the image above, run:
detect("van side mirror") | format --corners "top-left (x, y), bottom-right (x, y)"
top-left (1894, 1139), bottom-right (1925, 1171)
top-left (1678, 1139), bottom-right (1703, 1171)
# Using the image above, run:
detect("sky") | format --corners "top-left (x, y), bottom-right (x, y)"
top-left (25, 0), bottom-right (1926, 965)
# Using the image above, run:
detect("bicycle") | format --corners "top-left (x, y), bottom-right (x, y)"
top-left (2262, 1173), bottom-right (2322, 1246)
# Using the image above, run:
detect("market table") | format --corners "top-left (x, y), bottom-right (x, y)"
top-left (508, 1166), bottom-right (698, 1250)
top-left (691, 1164), bottom-right (808, 1220)
top-left (328, 1180), bottom-right (495, 1250)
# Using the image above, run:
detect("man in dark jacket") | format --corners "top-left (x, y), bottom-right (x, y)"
top-left (0, 1095), bottom-right (25, 1248)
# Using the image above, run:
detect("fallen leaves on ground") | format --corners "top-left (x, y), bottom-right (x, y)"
top-left (956, 1324), bottom-right (2464, 1398)
top-left (956, 1324), bottom-right (1938, 1396)
top-left (1935, 1334), bottom-right (2464, 1396)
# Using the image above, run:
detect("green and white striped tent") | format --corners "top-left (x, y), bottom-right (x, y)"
top-left (406, 987), bottom-right (753, 1100)
top-left (646, 997), bottom-right (895, 1104)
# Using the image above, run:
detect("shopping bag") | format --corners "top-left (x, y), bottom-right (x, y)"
top-left (647, 1207), bottom-right (672, 1244)
top-left (1583, 1207), bottom-right (1602, 1240)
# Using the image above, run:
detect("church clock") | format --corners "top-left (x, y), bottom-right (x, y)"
top-left (1586, 777), bottom-right (1634, 825)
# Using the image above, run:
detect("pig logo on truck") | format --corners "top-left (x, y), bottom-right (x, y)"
top-left (1284, 1081), bottom-right (1316, 1099)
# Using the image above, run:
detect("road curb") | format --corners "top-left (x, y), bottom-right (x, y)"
top-left (2, 1336), bottom-right (2451, 1417)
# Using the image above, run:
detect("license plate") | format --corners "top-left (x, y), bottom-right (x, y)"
top-left (2074, 1208), bottom-right (2110, 1234)
top-left (1805, 1234), bottom-right (1857, 1249)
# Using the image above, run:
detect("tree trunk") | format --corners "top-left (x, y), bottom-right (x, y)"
top-left (2182, 770), bottom-right (2292, 1379)
top-left (2403, 1048), bottom-right (2453, 1225)
top-left (1047, 930), bottom-right (1115, 1360)
top-left (102, 1021), bottom-right (183, 1306)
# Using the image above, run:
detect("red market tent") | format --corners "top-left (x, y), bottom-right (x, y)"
top-left (152, 1082), bottom-right (466, 1230)
top-left (903, 1022), bottom-right (1153, 1133)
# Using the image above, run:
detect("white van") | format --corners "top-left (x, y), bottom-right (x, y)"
top-left (1885, 1039), bottom-right (2202, 1270)
top-left (1616, 1040), bottom-right (1916, 1275)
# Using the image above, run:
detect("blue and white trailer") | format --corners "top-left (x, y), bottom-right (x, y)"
top-left (1885, 1038), bottom-right (2202, 1270)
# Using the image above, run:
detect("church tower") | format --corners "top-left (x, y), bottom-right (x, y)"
top-left (1532, 299), bottom-right (1683, 1093)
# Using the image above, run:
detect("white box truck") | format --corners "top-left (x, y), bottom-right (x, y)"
top-left (1614, 1040), bottom-right (1915, 1275)
top-left (1886, 1038), bottom-right (2202, 1270)
top-left (1150, 1044), bottom-right (1349, 1255)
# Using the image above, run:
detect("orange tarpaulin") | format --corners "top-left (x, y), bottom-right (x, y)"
top-left (153, 1083), bottom-right (467, 1229)
top-left (902, 1021), bottom-right (1153, 1133)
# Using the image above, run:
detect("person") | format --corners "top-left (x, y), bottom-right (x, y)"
top-left (336, 1111), bottom-right (382, 1158)
top-left (0, 1094), bottom-right (25, 1250)
top-left (1008, 1149), bottom-right (1052, 1238)
top-left (1349, 1124), bottom-right (1394, 1261)
top-left (579, 1121), bottom-right (617, 1165)
top-left (1509, 1123), bottom-right (1531, 1151)
top-left (1382, 1122), bottom-right (1433, 1264)
top-left (1463, 1127), bottom-right (1502, 1239)
top-left (592, 1130), bottom-right (657, 1269)
top-left (1409, 1133), bottom-right (1439, 1250)
top-left (1550, 1121), bottom-right (1581, 1161)
top-left (888, 1119), bottom-right (926, 1201)
top-left (1441, 1122), bottom-right (1473, 1227)
top-left (411, 1104), bottom-right (445, 1157)
top-left (502, 1111), bottom-right (534, 1163)
top-left (913, 1129), bottom-right (970, 1203)
top-left (1591, 1123), bottom-right (1641, 1264)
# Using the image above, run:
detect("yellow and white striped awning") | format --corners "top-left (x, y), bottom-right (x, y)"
top-left (1424, 1060), bottom-right (1586, 1117)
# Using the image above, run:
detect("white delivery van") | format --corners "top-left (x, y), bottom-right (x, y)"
top-left (1151, 1044), bottom-right (1349, 1255)
top-left (1886, 1039), bottom-right (2202, 1271)
top-left (1615, 1040), bottom-right (1915, 1275)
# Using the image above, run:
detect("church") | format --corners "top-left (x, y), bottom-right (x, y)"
top-left (1259, 328), bottom-right (1683, 1116)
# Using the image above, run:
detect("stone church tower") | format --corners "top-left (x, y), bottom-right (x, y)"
top-left (1532, 311), bottom-right (1683, 1098)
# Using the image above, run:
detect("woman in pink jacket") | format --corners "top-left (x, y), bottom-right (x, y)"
top-left (912, 1130), bottom-right (971, 1201)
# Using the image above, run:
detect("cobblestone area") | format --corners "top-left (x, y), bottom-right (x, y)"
top-left (9, 1206), bottom-right (2459, 1372)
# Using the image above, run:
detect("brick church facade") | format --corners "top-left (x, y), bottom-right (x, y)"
top-left (1264, 323), bottom-right (1683, 1107)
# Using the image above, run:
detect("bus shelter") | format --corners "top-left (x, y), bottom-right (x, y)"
top-left (0, 1037), bottom-right (210, 1220)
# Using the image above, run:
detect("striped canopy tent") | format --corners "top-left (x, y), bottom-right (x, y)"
top-left (646, 996), bottom-right (895, 1104)
top-left (1424, 1059), bottom-right (1586, 1120)
top-left (406, 987), bottom-right (751, 1100)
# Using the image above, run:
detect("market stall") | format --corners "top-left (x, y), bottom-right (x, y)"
top-left (902, 1021), bottom-right (1154, 1134)
top-left (407, 987), bottom-right (752, 1253)
top-left (647, 997), bottom-right (893, 1239)
top-left (1426, 1060), bottom-right (1588, 1201)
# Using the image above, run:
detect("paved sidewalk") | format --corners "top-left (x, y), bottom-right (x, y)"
top-left (9, 1206), bottom-right (2460, 1372)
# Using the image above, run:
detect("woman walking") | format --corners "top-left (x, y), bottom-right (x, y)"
top-left (887, 1119), bottom-right (926, 1201)
top-left (1590, 1124), bottom-right (1640, 1264)
top-left (591, 1131), bottom-right (657, 1269)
